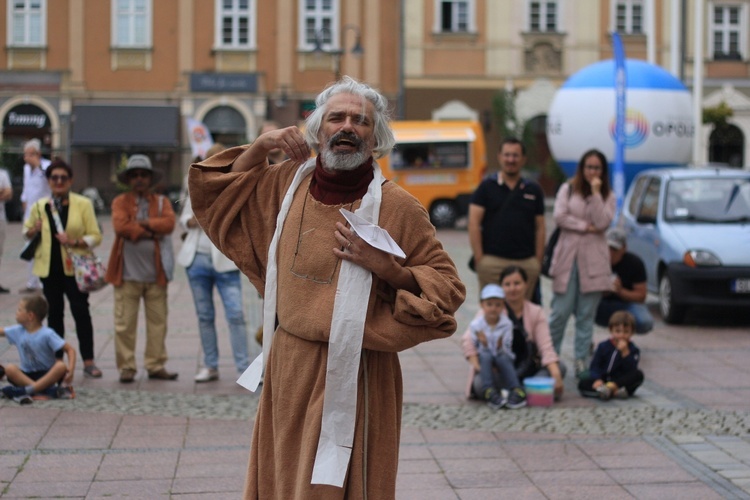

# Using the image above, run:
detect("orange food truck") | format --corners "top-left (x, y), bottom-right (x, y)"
top-left (379, 120), bottom-right (487, 228)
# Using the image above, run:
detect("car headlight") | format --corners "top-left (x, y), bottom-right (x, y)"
top-left (683, 250), bottom-right (722, 267)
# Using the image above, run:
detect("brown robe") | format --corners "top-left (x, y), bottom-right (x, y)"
top-left (189, 147), bottom-right (465, 499)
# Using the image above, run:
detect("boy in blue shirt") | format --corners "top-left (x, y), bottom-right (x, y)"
top-left (0, 296), bottom-right (76, 404)
top-left (578, 310), bottom-right (644, 400)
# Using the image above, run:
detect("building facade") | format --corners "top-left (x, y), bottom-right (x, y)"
top-left (0, 0), bottom-right (398, 202)
top-left (1, 0), bottom-right (749, 202)
top-left (404, 0), bottom-right (750, 178)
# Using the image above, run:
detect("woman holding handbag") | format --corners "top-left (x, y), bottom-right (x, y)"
top-left (23, 159), bottom-right (103, 379)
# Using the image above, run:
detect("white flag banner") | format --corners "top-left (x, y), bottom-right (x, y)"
top-left (186, 117), bottom-right (214, 159)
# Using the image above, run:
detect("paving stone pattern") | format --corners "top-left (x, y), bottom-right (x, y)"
top-left (1, 216), bottom-right (750, 498)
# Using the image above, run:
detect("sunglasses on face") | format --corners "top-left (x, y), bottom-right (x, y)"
top-left (128, 171), bottom-right (152, 179)
top-left (49, 175), bottom-right (70, 183)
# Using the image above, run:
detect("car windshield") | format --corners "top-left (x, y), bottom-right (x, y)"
top-left (665, 177), bottom-right (750, 222)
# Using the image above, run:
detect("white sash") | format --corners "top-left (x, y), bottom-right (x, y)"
top-left (236, 158), bottom-right (384, 488)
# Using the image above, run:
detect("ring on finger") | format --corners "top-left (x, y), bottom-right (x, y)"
top-left (346, 241), bottom-right (352, 249)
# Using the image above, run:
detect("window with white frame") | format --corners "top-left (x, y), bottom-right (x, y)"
top-left (615, 0), bottom-right (644, 34)
top-left (436, 0), bottom-right (474, 33)
top-left (710, 3), bottom-right (746, 60)
top-left (8, 0), bottom-right (46, 47)
top-left (528, 1), bottom-right (558, 33)
top-left (216, 0), bottom-right (255, 49)
top-left (299, 0), bottom-right (338, 51)
top-left (112, 0), bottom-right (151, 48)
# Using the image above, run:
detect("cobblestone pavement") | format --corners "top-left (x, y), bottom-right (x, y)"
top-left (2, 217), bottom-right (750, 498)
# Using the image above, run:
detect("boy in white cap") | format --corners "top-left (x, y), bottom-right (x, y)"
top-left (469, 283), bottom-right (527, 409)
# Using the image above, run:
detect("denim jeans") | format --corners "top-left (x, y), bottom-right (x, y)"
top-left (186, 253), bottom-right (250, 372)
top-left (595, 300), bottom-right (654, 334)
top-left (478, 349), bottom-right (520, 392)
top-left (549, 260), bottom-right (602, 362)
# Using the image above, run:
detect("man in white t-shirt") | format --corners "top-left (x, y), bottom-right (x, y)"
top-left (20, 139), bottom-right (51, 293)
top-left (0, 167), bottom-right (12, 293)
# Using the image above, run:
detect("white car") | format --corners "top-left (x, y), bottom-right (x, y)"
top-left (621, 167), bottom-right (750, 323)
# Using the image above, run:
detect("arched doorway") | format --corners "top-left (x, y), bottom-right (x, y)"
top-left (522, 114), bottom-right (562, 195)
top-left (204, 106), bottom-right (247, 147)
top-left (709, 123), bottom-right (744, 167)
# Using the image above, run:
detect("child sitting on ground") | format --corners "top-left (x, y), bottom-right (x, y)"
top-left (469, 284), bottom-right (527, 410)
top-left (0, 296), bottom-right (76, 404)
top-left (578, 310), bottom-right (644, 400)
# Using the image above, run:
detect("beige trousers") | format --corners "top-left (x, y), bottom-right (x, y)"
top-left (114, 281), bottom-right (168, 373)
top-left (476, 255), bottom-right (540, 301)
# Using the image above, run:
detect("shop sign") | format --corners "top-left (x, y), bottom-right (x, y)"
top-left (3, 104), bottom-right (50, 130)
top-left (190, 73), bottom-right (258, 93)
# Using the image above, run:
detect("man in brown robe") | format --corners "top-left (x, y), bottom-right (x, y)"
top-left (189, 76), bottom-right (465, 499)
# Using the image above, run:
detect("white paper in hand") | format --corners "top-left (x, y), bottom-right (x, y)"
top-left (339, 208), bottom-right (406, 259)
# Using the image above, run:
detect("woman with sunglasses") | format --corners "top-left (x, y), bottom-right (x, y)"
top-left (23, 158), bottom-right (103, 379)
top-left (547, 149), bottom-right (616, 378)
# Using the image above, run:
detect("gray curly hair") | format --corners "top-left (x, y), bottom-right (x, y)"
top-left (24, 138), bottom-right (42, 153)
top-left (304, 76), bottom-right (395, 159)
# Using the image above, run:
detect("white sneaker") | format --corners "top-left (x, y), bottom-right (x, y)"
top-left (194, 368), bottom-right (219, 383)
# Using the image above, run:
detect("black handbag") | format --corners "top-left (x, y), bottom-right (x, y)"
top-left (540, 227), bottom-right (560, 278)
top-left (20, 204), bottom-right (42, 261)
top-left (509, 309), bottom-right (542, 380)
top-left (20, 232), bottom-right (41, 261)
top-left (540, 182), bottom-right (572, 278)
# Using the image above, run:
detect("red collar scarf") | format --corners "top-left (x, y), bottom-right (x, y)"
top-left (309, 156), bottom-right (374, 205)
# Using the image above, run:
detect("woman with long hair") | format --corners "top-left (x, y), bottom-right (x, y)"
top-left (547, 149), bottom-right (616, 377)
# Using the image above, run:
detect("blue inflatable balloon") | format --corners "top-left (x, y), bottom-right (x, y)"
top-left (547, 59), bottom-right (693, 189)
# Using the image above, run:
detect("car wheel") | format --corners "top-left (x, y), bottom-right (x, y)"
top-left (429, 201), bottom-right (457, 228)
top-left (659, 273), bottom-right (686, 324)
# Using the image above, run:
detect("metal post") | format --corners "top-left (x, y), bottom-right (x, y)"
top-left (692, 0), bottom-right (704, 165)
top-left (670, 0), bottom-right (681, 76)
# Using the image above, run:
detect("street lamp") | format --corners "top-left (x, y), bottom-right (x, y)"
top-left (313, 24), bottom-right (364, 80)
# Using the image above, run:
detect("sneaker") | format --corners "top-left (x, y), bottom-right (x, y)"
top-left (596, 384), bottom-right (613, 401)
top-left (574, 359), bottom-right (589, 379)
top-left (194, 367), bottom-right (219, 383)
top-left (38, 385), bottom-right (59, 399)
top-left (0, 285), bottom-right (9, 294)
top-left (614, 387), bottom-right (629, 399)
top-left (13, 394), bottom-right (33, 405)
top-left (484, 388), bottom-right (507, 410)
top-left (56, 385), bottom-right (76, 399)
top-left (506, 387), bottom-right (527, 409)
top-left (2, 385), bottom-right (32, 405)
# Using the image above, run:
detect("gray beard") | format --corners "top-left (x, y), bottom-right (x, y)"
top-left (320, 148), bottom-right (368, 171)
